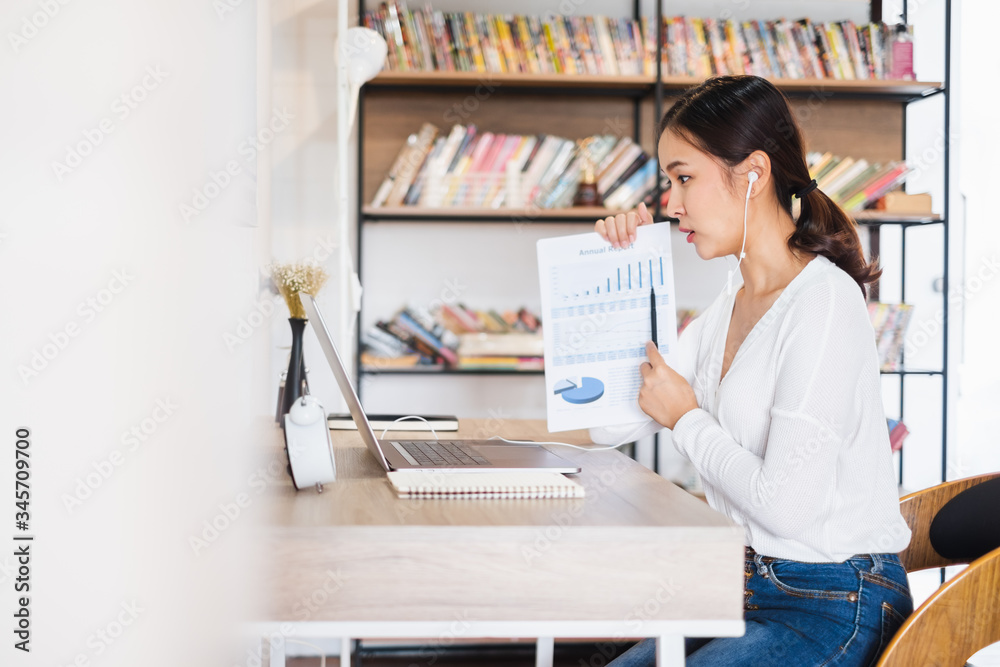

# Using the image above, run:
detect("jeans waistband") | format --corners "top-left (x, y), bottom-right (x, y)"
top-left (745, 545), bottom-right (901, 570)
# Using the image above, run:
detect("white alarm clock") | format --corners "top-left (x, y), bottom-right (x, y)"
top-left (283, 395), bottom-right (337, 491)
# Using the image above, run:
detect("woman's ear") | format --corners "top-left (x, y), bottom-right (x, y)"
top-left (743, 150), bottom-right (771, 198)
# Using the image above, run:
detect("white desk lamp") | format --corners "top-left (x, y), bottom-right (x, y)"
top-left (335, 21), bottom-right (386, 406)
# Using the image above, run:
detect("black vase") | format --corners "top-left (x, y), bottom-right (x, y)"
top-left (280, 317), bottom-right (308, 424)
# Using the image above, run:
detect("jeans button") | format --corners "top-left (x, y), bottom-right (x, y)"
top-left (756, 564), bottom-right (768, 577)
top-left (848, 592), bottom-right (858, 602)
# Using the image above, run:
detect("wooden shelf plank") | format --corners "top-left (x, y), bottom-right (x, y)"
top-left (854, 211), bottom-right (943, 224)
top-left (362, 367), bottom-right (545, 376)
top-left (662, 76), bottom-right (943, 98)
top-left (366, 206), bottom-right (942, 225)
top-left (879, 368), bottom-right (944, 376)
top-left (367, 71), bottom-right (943, 98)
top-left (368, 71), bottom-right (655, 90)
top-left (362, 205), bottom-right (621, 222)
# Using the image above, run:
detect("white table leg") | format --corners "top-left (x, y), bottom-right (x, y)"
top-left (536, 636), bottom-right (554, 667)
top-left (340, 637), bottom-right (353, 667)
top-left (655, 635), bottom-right (684, 667)
top-left (269, 634), bottom-right (286, 667)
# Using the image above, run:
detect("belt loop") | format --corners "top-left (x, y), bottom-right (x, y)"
top-left (754, 553), bottom-right (767, 576)
top-left (871, 553), bottom-right (883, 573)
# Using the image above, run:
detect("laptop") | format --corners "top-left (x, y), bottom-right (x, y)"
top-left (299, 293), bottom-right (581, 474)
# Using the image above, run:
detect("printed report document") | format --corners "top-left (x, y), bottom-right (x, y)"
top-left (537, 223), bottom-right (679, 432)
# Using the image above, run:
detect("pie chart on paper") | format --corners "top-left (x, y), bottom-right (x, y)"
top-left (553, 377), bottom-right (605, 404)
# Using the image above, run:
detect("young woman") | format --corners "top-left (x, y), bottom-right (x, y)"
top-left (592, 75), bottom-right (914, 667)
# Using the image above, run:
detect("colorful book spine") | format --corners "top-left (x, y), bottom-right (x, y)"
top-left (887, 418), bottom-right (910, 452)
top-left (363, 8), bottom-right (902, 81)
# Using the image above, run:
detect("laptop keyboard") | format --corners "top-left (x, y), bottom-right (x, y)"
top-left (395, 440), bottom-right (491, 466)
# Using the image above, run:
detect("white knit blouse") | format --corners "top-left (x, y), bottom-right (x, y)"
top-left (590, 254), bottom-right (912, 563)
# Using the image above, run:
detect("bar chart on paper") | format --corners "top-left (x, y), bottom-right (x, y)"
top-left (537, 224), bottom-right (678, 431)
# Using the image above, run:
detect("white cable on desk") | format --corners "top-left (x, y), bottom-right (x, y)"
top-left (379, 415), bottom-right (440, 440)
top-left (386, 415), bottom-right (656, 452)
top-left (488, 418), bottom-right (656, 451)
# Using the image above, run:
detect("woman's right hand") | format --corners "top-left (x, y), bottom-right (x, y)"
top-left (595, 201), bottom-right (654, 249)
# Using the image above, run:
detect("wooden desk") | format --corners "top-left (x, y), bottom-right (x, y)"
top-left (258, 419), bottom-right (744, 666)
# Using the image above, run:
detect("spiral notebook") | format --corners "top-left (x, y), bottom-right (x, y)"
top-left (386, 471), bottom-right (585, 499)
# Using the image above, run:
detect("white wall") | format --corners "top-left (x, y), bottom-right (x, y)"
top-left (944, 3), bottom-right (1000, 661)
top-left (952, 0), bottom-right (1000, 478)
top-left (268, 0), bottom-right (363, 416)
top-left (0, 1), bottom-right (267, 664)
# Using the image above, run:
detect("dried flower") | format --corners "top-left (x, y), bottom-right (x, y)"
top-left (267, 260), bottom-right (329, 319)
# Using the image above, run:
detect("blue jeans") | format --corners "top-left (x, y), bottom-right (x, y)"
top-left (608, 547), bottom-right (913, 667)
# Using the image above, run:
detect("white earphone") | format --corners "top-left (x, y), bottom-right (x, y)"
top-left (727, 171), bottom-right (757, 296)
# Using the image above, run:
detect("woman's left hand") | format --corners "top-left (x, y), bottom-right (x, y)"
top-left (638, 340), bottom-right (699, 430)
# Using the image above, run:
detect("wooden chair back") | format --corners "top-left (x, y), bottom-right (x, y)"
top-left (897, 471), bottom-right (1000, 572)
top-left (877, 471), bottom-right (1000, 667)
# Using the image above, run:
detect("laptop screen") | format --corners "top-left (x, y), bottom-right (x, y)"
top-left (298, 293), bottom-right (390, 470)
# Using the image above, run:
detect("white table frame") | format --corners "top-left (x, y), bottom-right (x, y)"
top-left (254, 619), bottom-right (745, 667)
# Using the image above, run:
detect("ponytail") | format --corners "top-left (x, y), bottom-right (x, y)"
top-left (657, 75), bottom-right (882, 298)
top-left (792, 187), bottom-right (881, 300)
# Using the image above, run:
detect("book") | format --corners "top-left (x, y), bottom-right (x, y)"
top-left (843, 20), bottom-right (868, 79)
top-left (807, 151), bottom-right (836, 181)
top-left (456, 356), bottom-right (544, 371)
top-left (704, 18), bottom-right (727, 75)
top-left (418, 124), bottom-right (467, 205)
top-left (776, 20), bottom-right (804, 78)
top-left (603, 157), bottom-right (657, 210)
top-left (867, 302), bottom-right (915, 370)
top-left (797, 18), bottom-right (824, 79)
top-left (887, 418), bottom-right (910, 452)
top-left (598, 141), bottom-right (643, 194)
top-left (403, 135), bottom-right (446, 205)
top-left (386, 470), bottom-right (585, 499)
top-left (368, 118), bottom-right (689, 211)
top-left (874, 191), bottom-right (933, 214)
top-left (384, 122), bottom-right (440, 206)
top-left (359, 351), bottom-right (423, 368)
top-left (458, 332), bottom-right (544, 357)
top-left (804, 152), bottom-right (913, 213)
top-left (725, 19), bottom-right (747, 74)
top-left (831, 22), bottom-right (855, 79)
top-left (846, 163), bottom-right (910, 211)
top-left (363, 303), bottom-right (544, 368)
top-left (328, 413), bottom-right (459, 431)
top-left (439, 303), bottom-right (481, 333)
top-left (363, 7), bottom-right (901, 81)
top-left (791, 20), bottom-right (819, 78)
top-left (824, 158), bottom-right (870, 202)
top-left (375, 321), bottom-right (445, 364)
top-left (816, 156), bottom-right (855, 193)
top-left (837, 162), bottom-right (889, 204)
top-left (362, 327), bottom-right (411, 357)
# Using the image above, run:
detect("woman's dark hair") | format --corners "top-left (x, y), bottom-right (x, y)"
top-left (657, 75), bottom-right (880, 298)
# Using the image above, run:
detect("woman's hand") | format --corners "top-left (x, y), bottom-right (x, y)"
top-left (638, 341), bottom-right (698, 430)
top-left (595, 201), bottom-right (653, 249)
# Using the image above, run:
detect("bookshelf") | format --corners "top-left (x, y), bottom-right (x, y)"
top-left (352, 0), bottom-right (951, 491)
